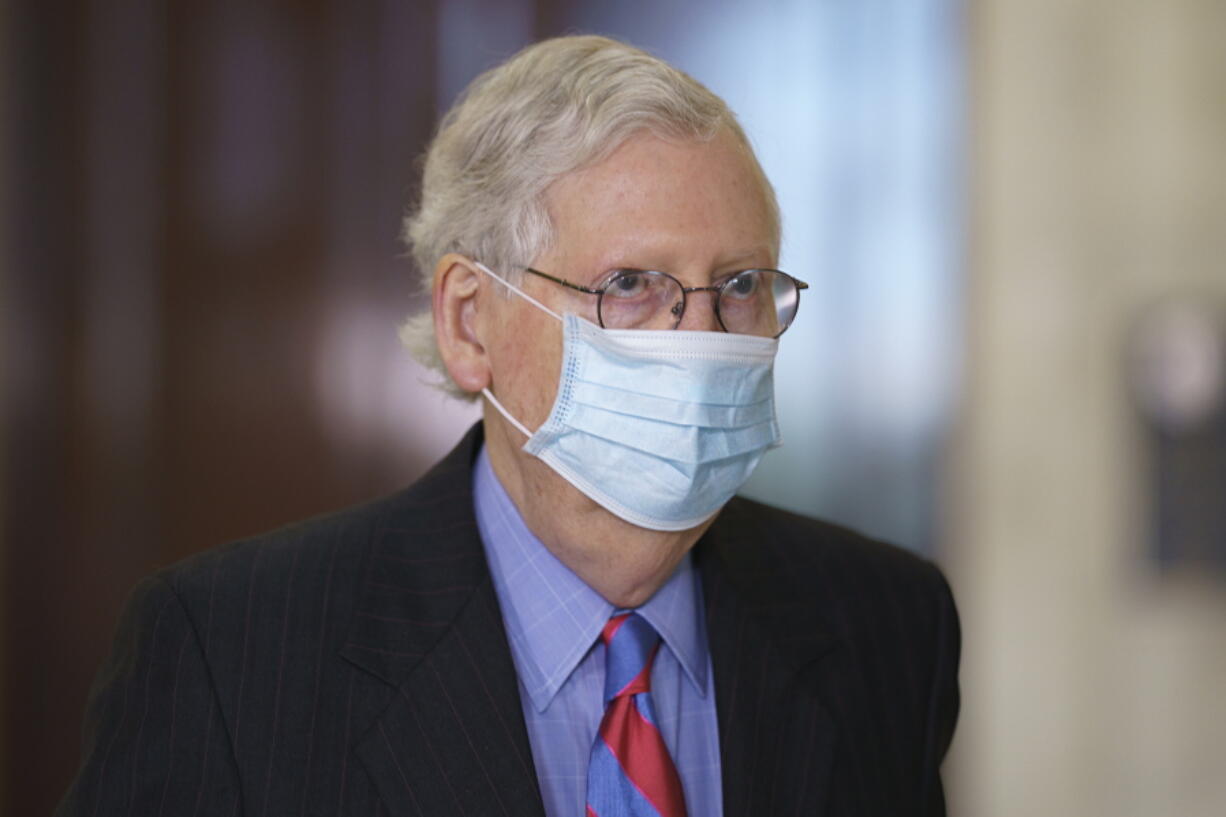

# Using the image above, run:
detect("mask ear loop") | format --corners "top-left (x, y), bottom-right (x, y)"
top-left (471, 261), bottom-right (559, 440)
top-left (481, 386), bottom-right (532, 439)
top-left (473, 261), bottom-right (562, 321)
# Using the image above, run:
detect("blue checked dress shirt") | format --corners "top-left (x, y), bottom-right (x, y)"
top-left (473, 445), bottom-right (723, 817)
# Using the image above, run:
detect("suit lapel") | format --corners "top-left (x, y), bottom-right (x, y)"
top-left (340, 426), bottom-right (546, 817)
top-left (700, 498), bottom-right (841, 816)
top-left (337, 425), bottom-right (844, 816)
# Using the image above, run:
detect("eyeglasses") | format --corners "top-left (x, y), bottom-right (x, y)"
top-left (522, 267), bottom-right (808, 338)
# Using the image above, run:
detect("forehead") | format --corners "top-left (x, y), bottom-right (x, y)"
top-left (540, 129), bottom-right (776, 273)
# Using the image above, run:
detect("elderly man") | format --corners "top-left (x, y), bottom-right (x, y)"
top-left (59, 36), bottom-right (959, 817)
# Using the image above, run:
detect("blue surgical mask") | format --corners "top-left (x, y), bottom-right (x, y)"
top-left (474, 262), bottom-right (782, 532)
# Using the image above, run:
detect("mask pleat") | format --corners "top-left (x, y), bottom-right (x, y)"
top-left (536, 446), bottom-right (726, 531)
top-left (557, 403), bottom-right (779, 465)
top-left (492, 308), bottom-right (784, 531)
top-left (568, 379), bottom-right (774, 428)
top-left (539, 439), bottom-right (765, 525)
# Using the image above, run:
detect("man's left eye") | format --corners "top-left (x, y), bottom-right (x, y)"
top-left (725, 272), bottom-right (759, 297)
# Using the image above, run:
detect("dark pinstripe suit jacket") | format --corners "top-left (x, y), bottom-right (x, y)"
top-left (59, 423), bottom-right (959, 816)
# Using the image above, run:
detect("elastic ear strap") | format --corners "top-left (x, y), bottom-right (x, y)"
top-left (473, 262), bottom-right (563, 322)
top-left (481, 387), bottom-right (532, 439)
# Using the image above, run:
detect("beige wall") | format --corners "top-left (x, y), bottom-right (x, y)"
top-left (951, 1), bottom-right (1226, 815)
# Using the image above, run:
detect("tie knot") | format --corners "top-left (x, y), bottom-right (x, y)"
top-left (601, 612), bottom-right (661, 702)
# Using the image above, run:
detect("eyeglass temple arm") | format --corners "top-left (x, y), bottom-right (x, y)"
top-left (778, 270), bottom-right (809, 289)
top-left (526, 265), bottom-right (809, 293)
top-left (523, 267), bottom-right (602, 295)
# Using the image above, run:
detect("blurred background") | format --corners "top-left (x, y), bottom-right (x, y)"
top-left (2, 0), bottom-right (1224, 815)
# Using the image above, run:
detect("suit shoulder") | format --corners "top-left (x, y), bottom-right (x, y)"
top-left (151, 487), bottom-right (416, 618)
top-left (134, 427), bottom-right (482, 655)
top-left (717, 495), bottom-right (959, 678)
top-left (723, 494), bottom-right (948, 593)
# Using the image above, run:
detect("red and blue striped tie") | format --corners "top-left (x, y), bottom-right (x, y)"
top-left (585, 612), bottom-right (688, 817)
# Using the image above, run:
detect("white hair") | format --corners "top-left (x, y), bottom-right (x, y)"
top-left (401, 35), bottom-right (781, 398)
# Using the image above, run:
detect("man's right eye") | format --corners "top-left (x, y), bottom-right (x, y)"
top-left (607, 271), bottom-right (649, 297)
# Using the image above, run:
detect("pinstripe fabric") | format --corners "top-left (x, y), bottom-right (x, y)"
top-left (59, 423), bottom-right (959, 817)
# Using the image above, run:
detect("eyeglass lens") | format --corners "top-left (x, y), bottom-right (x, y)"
top-left (597, 270), bottom-right (800, 337)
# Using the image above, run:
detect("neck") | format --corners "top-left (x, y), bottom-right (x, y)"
top-left (481, 414), bottom-right (712, 608)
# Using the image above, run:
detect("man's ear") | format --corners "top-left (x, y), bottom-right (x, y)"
top-left (432, 253), bottom-right (491, 394)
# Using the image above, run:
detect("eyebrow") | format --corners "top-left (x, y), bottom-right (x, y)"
top-left (595, 248), bottom-right (774, 277)
top-left (714, 247), bottom-right (775, 270)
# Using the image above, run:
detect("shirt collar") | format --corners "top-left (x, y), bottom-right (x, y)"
top-left (472, 443), bottom-right (709, 712)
